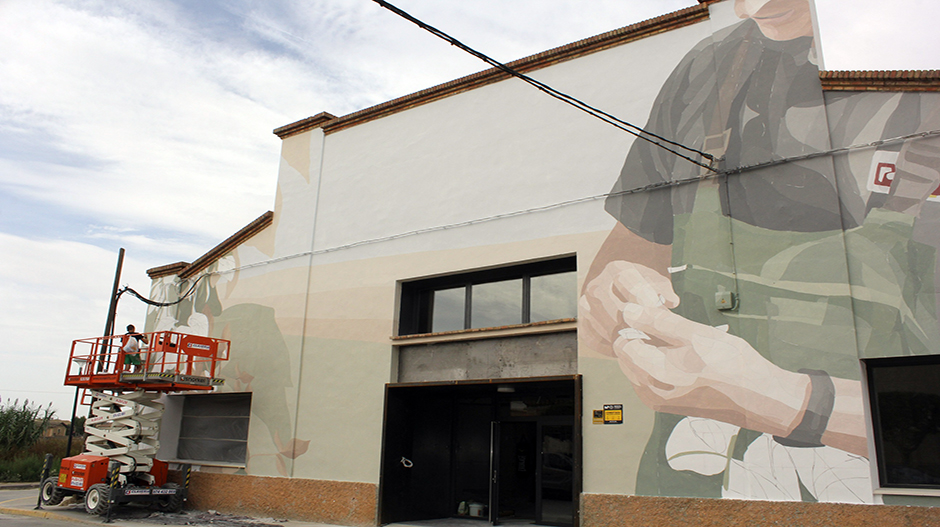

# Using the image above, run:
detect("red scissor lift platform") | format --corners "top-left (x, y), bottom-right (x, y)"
top-left (65, 331), bottom-right (228, 392)
top-left (42, 331), bottom-right (230, 516)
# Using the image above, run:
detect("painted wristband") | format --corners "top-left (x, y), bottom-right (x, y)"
top-left (773, 369), bottom-right (834, 448)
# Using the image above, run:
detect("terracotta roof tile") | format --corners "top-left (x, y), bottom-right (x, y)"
top-left (147, 211), bottom-right (274, 280)
top-left (820, 70), bottom-right (940, 92)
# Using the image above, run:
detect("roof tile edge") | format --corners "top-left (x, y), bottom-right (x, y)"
top-left (147, 262), bottom-right (190, 279)
top-left (273, 112), bottom-right (338, 139)
top-left (820, 70), bottom-right (940, 92)
top-left (146, 211), bottom-right (274, 280)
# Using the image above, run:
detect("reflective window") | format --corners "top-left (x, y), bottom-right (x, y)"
top-left (432, 287), bottom-right (466, 333)
top-left (868, 356), bottom-right (940, 488)
top-left (471, 279), bottom-right (523, 329)
top-left (398, 256), bottom-right (576, 336)
top-left (530, 271), bottom-right (577, 323)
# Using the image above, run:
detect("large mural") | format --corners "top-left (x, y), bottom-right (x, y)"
top-left (580, 0), bottom-right (940, 502)
top-left (137, 0), bottom-right (940, 514)
top-left (148, 257), bottom-right (310, 477)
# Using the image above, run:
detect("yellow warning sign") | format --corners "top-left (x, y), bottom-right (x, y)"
top-left (603, 404), bottom-right (623, 424)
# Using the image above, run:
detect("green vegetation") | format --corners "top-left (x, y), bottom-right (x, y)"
top-left (0, 399), bottom-right (53, 451)
top-left (0, 399), bottom-right (81, 482)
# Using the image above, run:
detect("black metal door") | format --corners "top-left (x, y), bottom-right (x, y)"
top-left (379, 387), bottom-right (454, 524)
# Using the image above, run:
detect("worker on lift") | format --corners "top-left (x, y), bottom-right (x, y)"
top-left (121, 324), bottom-right (148, 373)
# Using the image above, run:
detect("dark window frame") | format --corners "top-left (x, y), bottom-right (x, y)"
top-left (398, 256), bottom-right (576, 336)
top-left (176, 392), bottom-right (251, 465)
top-left (866, 354), bottom-right (940, 489)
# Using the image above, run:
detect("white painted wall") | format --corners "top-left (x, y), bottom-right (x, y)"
top-left (297, 21), bottom-right (712, 263)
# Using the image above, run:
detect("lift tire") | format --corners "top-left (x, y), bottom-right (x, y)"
top-left (84, 483), bottom-right (111, 516)
top-left (40, 477), bottom-right (64, 506)
top-left (155, 482), bottom-right (183, 513)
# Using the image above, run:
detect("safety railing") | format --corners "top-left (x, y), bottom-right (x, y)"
top-left (64, 331), bottom-right (230, 392)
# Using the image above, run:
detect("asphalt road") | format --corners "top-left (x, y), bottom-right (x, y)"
top-left (0, 486), bottom-right (141, 526)
top-left (0, 511), bottom-right (91, 527)
top-left (0, 487), bottom-right (330, 527)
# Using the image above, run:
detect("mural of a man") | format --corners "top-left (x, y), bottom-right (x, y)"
top-left (581, 0), bottom-right (940, 500)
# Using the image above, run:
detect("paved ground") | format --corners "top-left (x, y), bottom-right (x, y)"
top-left (0, 485), bottom-right (340, 527)
top-left (0, 510), bottom-right (96, 527)
top-left (0, 485), bottom-right (541, 527)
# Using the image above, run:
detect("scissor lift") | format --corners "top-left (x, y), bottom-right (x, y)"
top-left (40, 331), bottom-right (229, 516)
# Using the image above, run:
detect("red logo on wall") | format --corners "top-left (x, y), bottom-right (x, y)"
top-left (872, 162), bottom-right (895, 189)
top-left (868, 150), bottom-right (940, 200)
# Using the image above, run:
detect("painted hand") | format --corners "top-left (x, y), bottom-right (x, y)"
top-left (578, 261), bottom-right (679, 357)
top-left (613, 302), bottom-right (809, 436)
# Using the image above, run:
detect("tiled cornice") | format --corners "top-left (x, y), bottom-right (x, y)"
top-left (821, 70), bottom-right (940, 92)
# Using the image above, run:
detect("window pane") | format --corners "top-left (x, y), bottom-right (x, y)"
top-left (432, 287), bottom-right (466, 333)
top-left (530, 271), bottom-right (577, 323)
top-left (182, 393), bottom-right (251, 417)
top-left (870, 361), bottom-right (940, 487)
top-left (178, 393), bottom-right (251, 464)
top-left (180, 416), bottom-right (250, 441)
top-left (177, 438), bottom-right (248, 464)
top-left (471, 279), bottom-right (522, 329)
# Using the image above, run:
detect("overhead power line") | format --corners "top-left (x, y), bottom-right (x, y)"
top-left (369, 0), bottom-right (717, 172)
top-left (119, 274), bottom-right (209, 307)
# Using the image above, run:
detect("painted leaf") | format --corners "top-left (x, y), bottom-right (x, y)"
top-left (665, 417), bottom-right (740, 476)
top-left (723, 435), bottom-right (801, 501)
top-left (278, 438), bottom-right (311, 459)
top-left (787, 446), bottom-right (872, 503)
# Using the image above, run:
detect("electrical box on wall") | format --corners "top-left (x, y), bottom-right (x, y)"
top-left (715, 291), bottom-right (735, 310)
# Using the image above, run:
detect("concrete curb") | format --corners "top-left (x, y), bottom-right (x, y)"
top-left (0, 505), bottom-right (106, 526)
top-left (0, 483), bottom-right (40, 490)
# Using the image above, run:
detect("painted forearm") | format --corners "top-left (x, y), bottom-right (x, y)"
top-left (821, 377), bottom-right (868, 456)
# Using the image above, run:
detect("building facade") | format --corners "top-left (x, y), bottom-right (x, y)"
top-left (146, 0), bottom-right (940, 524)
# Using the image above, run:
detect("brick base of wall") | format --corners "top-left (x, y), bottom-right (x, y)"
top-left (581, 494), bottom-right (940, 527)
top-left (169, 471), bottom-right (376, 526)
top-left (166, 474), bottom-right (940, 527)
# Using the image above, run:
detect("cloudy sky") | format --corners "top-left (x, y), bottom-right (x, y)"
top-left (1, 0), bottom-right (939, 417)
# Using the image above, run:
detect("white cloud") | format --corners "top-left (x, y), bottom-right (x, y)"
top-left (0, 1), bottom-right (282, 243)
top-left (816, 0), bottom-right (940, 71)
top-left (0, 233), bottom-right (151, 414)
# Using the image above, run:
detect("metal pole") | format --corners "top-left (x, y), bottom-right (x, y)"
top-left (34, 453), bottom-right (52, 510)
top-left (63, 387), bottom-right (80, 459)
top-left (102, 251), bottom-right (125, 524)
top-left (104, 460), bottom-right (120, 523)
top-left (98, 248), bottom-right (124, 372)
top-left (104, 248), bottom-right (125, 341)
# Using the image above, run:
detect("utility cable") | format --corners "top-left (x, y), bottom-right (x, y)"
top-left (721, 128), bottom-right (940, 176)
top-left (369, 0), bottom-right (716, 172)
top-left (606, 129), bottom-right (940, 198)
top-left (188, 129), bottom-right (940, 277)
top-left (118, 274), bottom-right (209, 307)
